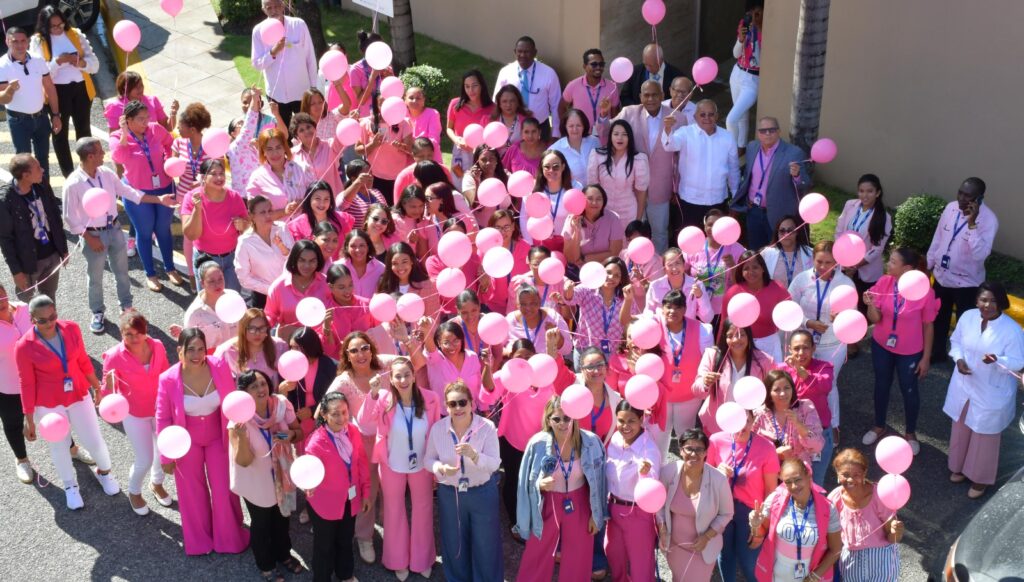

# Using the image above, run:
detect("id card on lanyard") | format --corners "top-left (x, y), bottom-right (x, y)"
top-left (399, 402), bottom-right (419, 470)
top-left (753, 148), bottom-right (773, 206)
top-left (668, 325), bottom-right (685, 383)
top-left (941, 212), bottom-right (970, 270)
top-left (729, 436), bottom-right (753, 489)
top-left (326, 431), bottom-right (358, 500)
top-left (813, 276), bottom-right (832, 343)
top-left (37, 328), bottom-right (73, 392)
top-left (522, 315), bottom-right (545, 346)
top-left (790, 497), bottom-right (813, 579)
top-left (584, 82), bottom-right (603, 125)
top-left (449, 428), bottom-right (472, 492)
top-left (888, 281), bottom-right (905, 348)
top-left (599, 296), bottom-right (618, 354)
top-left (555, 447), bottom-right (576, 513)
top-left (130, 131), bottom-right (162, 189)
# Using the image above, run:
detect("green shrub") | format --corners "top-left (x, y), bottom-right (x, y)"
top-left (400, 65), bottom-right (450, 123)
top-left (216, 0), bottom-right (262, 32)
top-left (891, 194), bottom-right (947, 254)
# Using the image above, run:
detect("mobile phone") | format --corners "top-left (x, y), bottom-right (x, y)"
top-left (742, 13), bottom-right (753, 29)
top-left (275, 432), bottom-right (289, 440)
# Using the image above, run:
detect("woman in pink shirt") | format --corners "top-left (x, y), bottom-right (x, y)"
top-left (213, 308), bottom-right (288, 382)
top-left (478, 209), bottom-right (531, 314)
top-left (286, 181), bottom-right (355, 251)
top-left (422, 319), bottom-right (484, 406)
top-left (776, 334), bottom-right (834, 486)
top-left (835, 174), bottom-right (893, 312)
top-left (753, 369), bottom-right (825, 469)
top-left (290, 113), bottom-right (344, 197)
top-left (462, 145), bottom-right (511, 226)
top-left (587, 120), bottom-right (650, 233)
top-left (722, 251), bottom-right (791, 361)
top-left (642, 247), bottom-right (712, 321)
top-left (404, 85), bottom-right (443, 165)
top-left (104, 71), bottom-right (175, 132)
top-left (562, 184), bottom-right (624, 268)
top-left (424, 218), bottom-right (481, 315)
top-left (560, 257), bottom-right (631, 357)
top-left (302, 85), bottom-right (350, 142)
top-left (423, 182), bottom-right (479, 251)
top-left (693, 320), bottom-right (774, 434)
top-left (506, 245), bottom-right (570, 314)
top-left (349, 31), bottom-right (390, 117)
top-left (340, 229), bottom-right (385, 299)
top-left (502, 117), bottom-right (545, 178)
top-left (605, 321), bottom-right (669, 437)
top-left (446, 70), bottom-right (495, 179)
top-left (172, 103), bottom-right (214, 284)
top-left (356, 96), bottom-right (413, 202)
top-left (828, 448), bottom-right (904, 581)
top-left (320, 264), bottom-right (373, 360)
top-left (365, 203), bottom-right (405, 262)
top-left (685, 209), bottom-right (746, 317)
top-left (279, 329), bottom-right (336, 461)
top-left (265, 241), bottom-right (330, 341)
top-left (490, 85), bottom-right (528, 155)
top-left (313, 222), bottom-right (341, 273)
top-left (573, 348), bottom-right (623, 445)
top-left (337, 159), bottom-right (388, 228)
top-left (100, 311), bottom-right (172, 515)
top-left (246, 129), bottom-right (314, 221)
top-left (181, 159), bottom-right (250, 292)
top-left (390, 188), bottom-right (429, 259)
top-left (376, 242), bottom-right (440, 318)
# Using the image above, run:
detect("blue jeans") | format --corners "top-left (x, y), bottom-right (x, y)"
top-left (812, 425), bottom-right (835, 487)
top-left (122, 186), bottom-right (176, 277)
top-left (871, 337), bottom-right (922, 434)
top-left (82, 224), bottom-right (132, 313)
top-left (718, 498), bottom-right (757, 582)
top-left (593, 522), bottom-right (608, 573)
top-left (645, 201), bottom-right (670, 254)
top-left (437, 473), bottom-right (504, 582)
top-left (8, 111), bottom-right (51, 178)
top-left (745, 206), bottom-right (773, 250)
top-left (192, 249), bottom-right (240, 293)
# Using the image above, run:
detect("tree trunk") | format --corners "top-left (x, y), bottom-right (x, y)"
top-left (294, 0), bottom-right (328, 58)
top-left (788, 0), bottom-right (831, 155)
top-left (390, 0), bottom-right (416, 73)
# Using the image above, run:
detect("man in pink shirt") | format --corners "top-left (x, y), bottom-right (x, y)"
top-left (558, 49), bottom-right (620, 129)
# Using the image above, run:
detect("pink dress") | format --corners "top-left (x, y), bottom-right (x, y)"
top-left (667, 489), bottom-right (715, 581)
top-left (586, 150), bottom-right (651, 232)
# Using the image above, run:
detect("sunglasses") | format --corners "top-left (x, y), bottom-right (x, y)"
top-left (33, 314), bottom-right (57, 324)
top-left (587, 61), bottom-right (605, 68)
top-left (757, 127), bottom-right (780, 134)
top-left (549, 416), bottom-right (570, 425)
top-left (369, 216), bottom-right (389, 225)
top-left (346, 344), bottom-right (372, 355)
top-left (446, 398), bottom-right (469, 409)
top-left (682, 446), bottom-right (707, 455)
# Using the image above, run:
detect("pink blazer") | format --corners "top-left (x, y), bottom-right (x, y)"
top-left (357, 387), bottom-right (442, 465)
top-left (100, 338), bottom-right (170, 418)
top-left (305, 423), bottom-right (371, 520)
top-left (154, 356), bottom-right (237, 464)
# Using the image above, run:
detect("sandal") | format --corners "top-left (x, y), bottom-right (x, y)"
top-left (146, 277), bottom-right (163, 292)
top-left (280, 558), bottom-right (305, 574)
top-left (968, 484), bottom-right (987, 499)
top-left (950, 472), bottom-right (966, 483)
top-left (259, 571), bottom-right (284, 582)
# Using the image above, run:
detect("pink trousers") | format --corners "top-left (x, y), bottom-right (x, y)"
top-left (516, 486), bottom-right (594, 582)
top-left (176, 413), bottom-right (249, 555)
top-left (378, 461), bottom-right (435, 572)
top-left (605, 501), bottom-right (657, 582)
top-left (356, 433), bottom-right (380, 542)
top-left (948, 402), bottom-right (1001, 485)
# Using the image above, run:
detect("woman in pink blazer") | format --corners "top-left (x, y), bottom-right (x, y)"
top-left (692, 320), bottom-right (774, 435)
top-left (155, 327), bottom-right (248, 556)
top-left (357, 357), bottom-right (442, 579)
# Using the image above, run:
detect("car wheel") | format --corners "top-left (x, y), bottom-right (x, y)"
top-left (58, 0), bottom-right (100, 31)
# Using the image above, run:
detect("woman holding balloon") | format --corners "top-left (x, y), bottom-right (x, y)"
top-left (265, 241), bottom-right (330, 341)
top-left (338, 160), bottom-right (388, 228)
top-left (422, 318), bottom-right (487, 406)
top-left (559, 257), bottom-right (631, 360)
top-left (684, 209), bottom-right (746, 319)
top-left (722, 251), bottom-right (791, 362)
top-left (446, 70), bottom-right (495, 179)
top-left (245, 128), bottom-right (314, 221)
top-left (462, 145), bottom-right (510, 227)
top-left (504, 284), bottom-right (573, 357)
top-left (319, 264), bottom-right (373, 360)
top-left (285, 181), bottom-right (355, 248)
top-left (339, 228), bottom-right (385, 299)
top-left (693, 319), bottom-right (774, 434)
top-left (760, 216), bottom-right (814, 289)
top-left (478, 210), bottom-right (531, 313)
top-left (279, 328), bottom-right (336, 455)
top-left (643, 247), bottom-right (712, 321)
top-left (506, 246), bottom-right (568, 314)
top-left (289, 114), bottom-right (344, 197)
top-left (356, 95), bottom-right (413, 202)
top-left (520, 148), bottom-right (580, 245)
top-left (834, 174), bottom-right (892, 308)
top-left (235, 195), bottom-right (294, 309)
top-left (778, 331), bottom-right (835, 486)
top-left (376, 242), bottom-right (440, 318)
top-left (752, 369), bottom-right (825, 469)
top-left (181, 159), bottom-right (250, 292)
top-left (561, 185), bottom-right (625, 267)
top-left (573, 347), bottom-right (622, 442)
top-left (503, 117), bottom-right (547, 181)
top-left (177, 260), bottom-right (238, 350)
top-left (490, 85), bottom-right (529, 155)
top-left (214, 308), bottom-right (288, 381)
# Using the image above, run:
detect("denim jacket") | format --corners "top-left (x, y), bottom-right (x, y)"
top-left (515, 428), bottom-right (607, 540)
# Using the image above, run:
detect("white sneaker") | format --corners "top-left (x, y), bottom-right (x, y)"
top-left (908, 438), bottom-right (921, 456)
top-left (299, 508), bottom-right (310, 524)
top-left (357, 539), bottom-right (375, 563)
top-left (15, 461), bottom-right (33, 484)
top-left (72, 448), bottom-right (96, 465)
top-left (94, 469), bottom-right (121, 496)
top-left (861, 429), bottom-right (882, 446)
top-left (126, 236), bottom-right (137, 257)
top-left (65, 485), bottom-right (84, 510)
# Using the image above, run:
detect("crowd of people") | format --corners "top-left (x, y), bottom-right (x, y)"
top-left (0, 0), bottom-right (1020, 581)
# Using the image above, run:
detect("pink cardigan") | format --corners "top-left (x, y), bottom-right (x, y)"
top-left (305, 423), bottom-right (371, 520)
top-left (357, 388), bottom-right (442, 465)
top-left (692, 347), bottom-right (774, 434)
top-left (100, 338), bottom-right (170, 418)
top-left (154, 356), bottom-right (237, 464)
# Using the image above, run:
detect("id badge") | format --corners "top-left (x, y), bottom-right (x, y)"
top-left (671, 369), bottom-right (682, 383)
top-left (941, 255), bottom-right (950, 269)
top-left (600, 339), bottom-right (610, 354)
top-left (457, 477), bottom-right (470, 493)
top-left (812, 331), bottom-right (822, 344)
top-left (562, 498), bottom-right (575, 514)
top-left (753, 193), bottom-right (762, 207)
top-left (886, 334), bottom-right (898, 348)
top-left (151, 174), bottom-right (161, 189)
top-left (348, 485), bottom-right (357, 500)
top-left (408, 452), bottom-right (418, 470)
top-left (793, 561), bottom-right (807, 579)
top-left (63, 377), bottom-right (73, 393)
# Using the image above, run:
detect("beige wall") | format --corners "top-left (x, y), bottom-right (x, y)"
top-left (760, 0), bottom-right (1024, 258)
top-left (601, 0), bottom-right (699, 74)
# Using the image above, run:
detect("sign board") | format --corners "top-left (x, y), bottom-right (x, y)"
top-left (351, 0), bottom-right (394, 18)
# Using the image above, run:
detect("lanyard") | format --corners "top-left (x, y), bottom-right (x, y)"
top-left (704, 242), bottom-right (725, 280)
top-left (547, 188), bottom-right (565, 222)
top-left (187, 140), bottom-right (204, 179)
top-left (35, 328), bottom-right (68, 376)
top-left (540, 283), bottom-right (551, 305)
top-left (555, 447), bottom-right (575, 493)
top-left (522, 314), bottom-right (545, 345)
top-left (584, 81), bottom-right (603, 123)
top-left (729, 436), bottom-right (753, 488)
top-left (667, 325), bottom-right (685, 367)
top-left (790, 496), bottom-right (813, 560)
top-left (947, 212), bottom-right (970, 251)
top-left (755, 148), bottom-right (773, 196)
top-left (814, 276), bottom-right (832, 322)
top-left (770, 412), bottom-right (786, 445)
top-left (130, 131), bottom-right (157, 175)
top-left (461, 322), bottom-right (476, 353)
top-left (781, 250), bottom-right (799, 286)
top-left (326, 431), bottom-right (353, 482)
top-left (448, 427), bottom-right (470, 476)
top-left (590, 390), bottom-right (606, 432)
top-left (85, 173), bottom-right (102, 190)
top-left (600, 296), bottom-right (619, 336)
top-left (398, 401), bottom-right (416, 453)
top-left (850, 205), bottom-right (873, 232)
top-left (432, 217), bottom-right (443, 241)
top-left (505, 239), bottom-right (515, 286)
top-left (892, 281), bottom-right (906, 332)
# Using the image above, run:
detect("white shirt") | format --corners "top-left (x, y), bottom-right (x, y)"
top-left (518, 180), bottom-right (583, 244)
top-left (184, 391), bottom-right (221, 416)
top-left (63, 166), bottom-right (144, 235)
top-left (0, 52), bottom-right (50, 114)
top-left (250, 16), bottom-right (318, 103)
top-left (550, 136), bottom-right (599, 185)
top-left (787, 269), bottom-right (856, 348)
top-left (645, 109), bottom-right (663, 157)
top-left (234, 224), bottom-right (293, 296)
top-left (661, 99), bottom-right (697, 126)
top-left (184, 295), bottom-right (238, 350)
top-left (387, 402), bottom-right (429, 473)
top-left (605, 430), bottom-right (661, 500)
top-left (28, 31), bottom-right (99, 85)
top-left (494, 60), bottom-right (562, 136)
top-left (661, 124), bottom-right (740, 205)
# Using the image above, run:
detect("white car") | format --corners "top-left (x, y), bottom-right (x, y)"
top-left (3, 0), bottom-right (100, 34)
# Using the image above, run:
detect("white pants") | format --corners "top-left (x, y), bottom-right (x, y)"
top-left (727, 65), bottom-right (760, 147)
top-left (754, 334), bottom-right (783, 363)
top-left (815, 342), bottom-right (847, 427)
top-left (651, 399), bottom-right (703, 458)
top-left (35, 397), bottom-right (112, 487)
top-left (122, 414), bottom-right (165, 494)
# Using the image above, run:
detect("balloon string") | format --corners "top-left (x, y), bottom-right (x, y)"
top-left (851, 511), bottom-right (896, 547)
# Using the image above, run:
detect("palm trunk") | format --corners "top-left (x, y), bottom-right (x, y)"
top-left (788, 0), bottom-right (831, 155)
top-left (294, 0), bottom-right (328, 58)
top-left (390, 0), bottom-right (416, 73)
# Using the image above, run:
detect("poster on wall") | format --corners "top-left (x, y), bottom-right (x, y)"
top-left (352, 0), bottom-right (394, 17)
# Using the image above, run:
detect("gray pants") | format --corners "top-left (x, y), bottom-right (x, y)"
top-left (82, 227), bottom-right (132, 313)
top-left (645, 200), bottom-right (671, 254)
top-left (15, 252), bottom-right (62, 303)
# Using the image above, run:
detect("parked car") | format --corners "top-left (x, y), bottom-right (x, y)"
top-left (3, 0), bottom-right (100, 35)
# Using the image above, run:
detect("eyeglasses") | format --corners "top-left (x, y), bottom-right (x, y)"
top-left (542, 164), bottom-right (563, 171)
top-left (682, 446), bottom-right (707, 455)
top-left (778, 227), bottom-right (795, 234)
top-left (549, 416), bottom-right (570, 425)
top-left (33, 314), bottom-right (57, 324)
top-left (446, 398), bottom-right (469, 409)
top-left (49, 23), bottom-right (65, 31)
top-left (582, 363), bottom-right (606, 372)
top-left (757, 127), bottom-right (780, 134)
top-left (587, 61), bottom-right (605, 68)
top-left (346, 344), bottom-right (372, 355)
top-left (247, 325), bottom-right (269, 334)
top-left (496, 224), bottom-right (514, 232)
top-left (369, 216), bottom-right (388, 225)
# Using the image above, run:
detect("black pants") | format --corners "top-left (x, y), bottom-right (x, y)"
top-left (373, 176), bottom-right (396, 205)
top-left (0, 393), bottom-right (26, 460)
top-left (539, 119), bottom-right (553, 144)
top-left (271, 99), bottom-right (302, 130)
top-left (245, 499), bottom-right (294, 572)
top-left (932, 281), bottom-right (979, 361)
top-left (53, 81), bottom-right (93, 178)
top-left (670, 198), bottom-right (726, 236)
top-left (249, 291), bottom-right (268, 309)
top-left (498, 437), bottom-right (524, 524)
top-left (311, 501), bottom-right (356, 582)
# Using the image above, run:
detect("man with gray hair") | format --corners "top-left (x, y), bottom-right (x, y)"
top-left (620, 43), bottom-right (683, 107)
top-left (63, 138), bottom-right (175, 333)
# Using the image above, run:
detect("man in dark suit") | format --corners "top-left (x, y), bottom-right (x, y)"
top-left (730, 116), bottom-right (811, 249)
top-left (620, 44), bottom-right (682, 107)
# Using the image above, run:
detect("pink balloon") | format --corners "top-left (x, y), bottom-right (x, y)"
top-left (483, 122), bottom-right (510, 149)
top-left (369, 293), bottom-right (397, 323)
top-left (810, 138), bottom-right (838, 164)
top-left (562, 188), bottom-right (587, 216)
top-left (526, 217), bottom-right (554, 241)
top-left (578, 261), bottom-right (607, 290)
top-left (335, 118), bottom-right (362, 146)
top-left (396, 293), bottom-right (425, 323)
top-left (295, 297), bottom-right (326, 327)
top-left (160, 0), bottom-right (183, 18)
top-left (635, 353), bottom-right (665, 381)
top-left (477, 178), bottom-right (508, 208)
top-left (82, 187), bottom-right (113, 218)
top-left (528, 353), bottom-right (559, 386)
top-left (99, 393), bottom-right (129, 423)
top-left (538, 257), bottom-right (565, 286)
top-left (223, 391), bottom-right (257, 424)
top-left (380, 97), bottom-right (408, 126)
top-left (39, 412), bottom-right (70, 442)
top-left (716, 401), bottom-right (747, 433)
top-left (727, 292), bottom-right (760, 328)
top-left (609, 57), bottom-right (634, 84)
top-left (898, 270), bottom-right (930, 302)
top-left (478, 312), bottom-right (509, 346)
top-left (163, 157), bottom-right (187, 178)
top-left (677, 226), bottom-right (706, 254)
top-left (877, 473), bottom-right (911, 512)
top-left (437, 268), bottom-right (466, 298)
top-left (627, 237), bottom-right (656, 264)
top-left (380, 76), bottom-right (405, 100)
top-left (524, 192), bottom-right (552, 219)
top-left (113, 20), bottom-right (141, 52)
top-left (157, 425), bottom-right (191, 459)
top-left (290, 454), bottom-right (326, 489)
top-left (734, 376), bottom-right (767, 410)
top-left (629, 318), bottom-right (662, 350)
top-left (475, 228), bottom-right (504, 257)
top-left (507, 171), bottom-right (535, 198)
top-left (772, 300), bottom-right (804, 332)
top-left (625, 375), bottom-right (659, 410)
top-left (798, 193), bottom-right (829, 224)
top-left (641, 0), bottom-right (666, 26)
top-left (711, 216), bottom-right (741, 246)
top-left (829, 285), bottom-right (858, 313)
top-left (482, 247), bottom-right (514, 278)
top-left (833, 233), bottom-right (867, 267)
top-left (833, 309), bottom-right (868, 344)
top-left (876, 436), bottom-right (914, 474)
top-left (319, 50), bottom-right (350, 82)
top-left (278, 350), bottom-right (310, 382)
top-left (202, 128), bottom-right (231, 159)
top-left (692, 56), bottom-right (719, 86)
top-left (560, 384), bottom-right (594, 420)
top-left (365, 41), bottom-right (393, 70)
top-left (502, 358), bottom-right (533, 393)
top-left (634, 477), bottom-right (667, 513)
top-left (259, 18), bottom-right (284, 47)
top-left (438, 231), bottom-right (472, 268)
top-left (463, 124), bottom-right (484, 150)
top-left (215, 290), bottom-right (247, 324)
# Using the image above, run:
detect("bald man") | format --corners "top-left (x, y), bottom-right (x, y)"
top-left (662, 76), bottom-right (697, 126)
top-left (620, 43), bottom-right (682, 107)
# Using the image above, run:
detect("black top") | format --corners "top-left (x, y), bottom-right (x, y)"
top-left (0, 180), bottom-right (68, 276)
